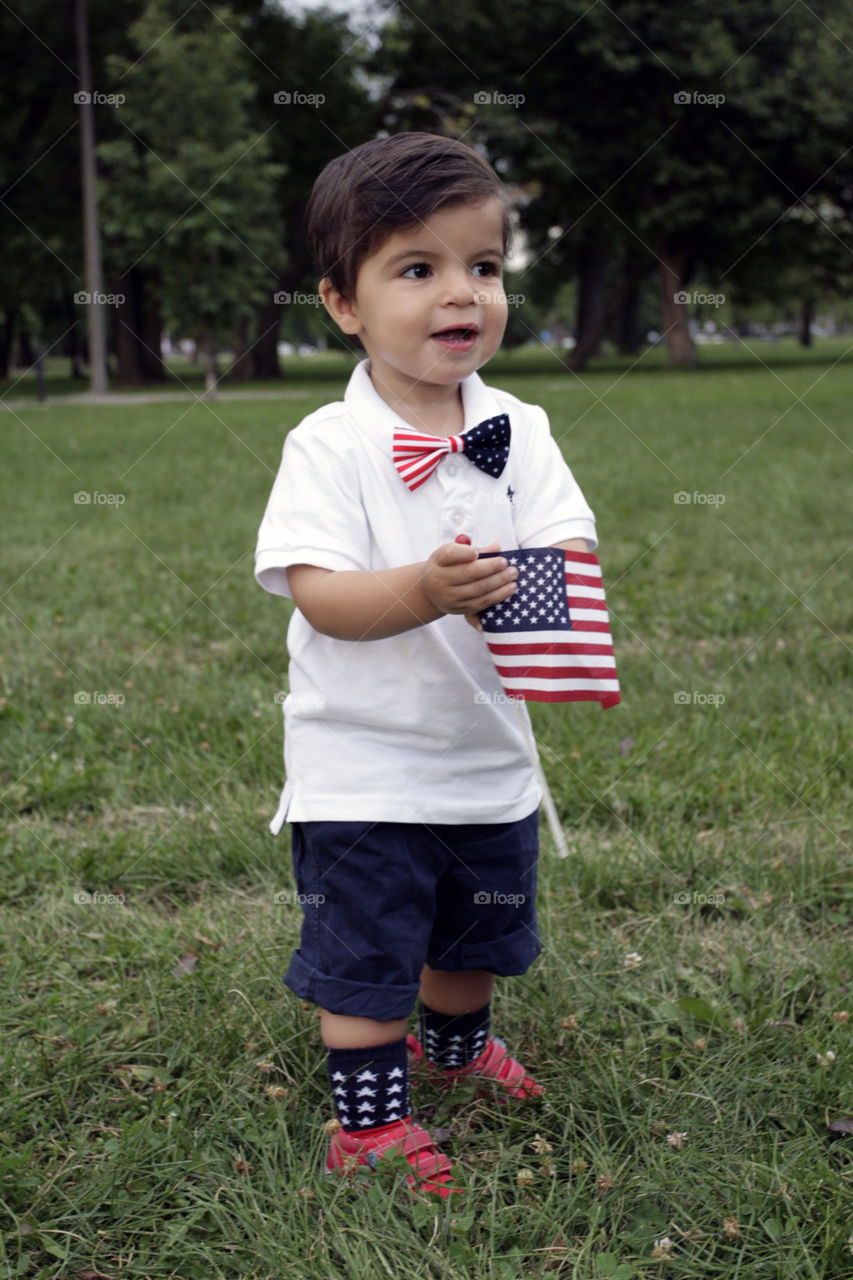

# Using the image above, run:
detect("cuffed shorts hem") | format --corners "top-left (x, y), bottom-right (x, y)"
top-left (284, 926), bottom-right (543, 1020)
top-left (426, 920), bottom-right (542, 976)
top-left (283, 951), bottom-right (422, 1020)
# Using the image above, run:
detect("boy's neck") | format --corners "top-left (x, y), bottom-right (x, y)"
top-left (366, 365), bottom-right (466, 437)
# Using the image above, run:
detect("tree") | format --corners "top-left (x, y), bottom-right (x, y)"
top-left (0, 0), bottom-right (139, 379)
top-left (226, 5), bottom-right (377, 379)
top-left (371, 0), bottom-right (853, 369)
top-left (98, 2), bottom-right (286, 392)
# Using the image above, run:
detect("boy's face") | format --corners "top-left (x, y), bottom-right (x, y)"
top-left (323, 197), bottom-right (508, 411)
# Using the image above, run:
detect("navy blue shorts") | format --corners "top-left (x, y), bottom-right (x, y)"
top-left (283, 811), bottom-right (541, 1019)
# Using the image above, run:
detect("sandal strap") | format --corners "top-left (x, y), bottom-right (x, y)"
top-left (407, 1033), bottom-right (543, 1097)
top-left (367, 1122), bottom-right (454, 1183)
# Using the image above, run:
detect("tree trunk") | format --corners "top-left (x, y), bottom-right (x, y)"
top-left (252, 298), bottom-right (283, 377)
top-left (201, 325), bottom-right (219, 396)
top-left (115, 267), bottom-right (165, 383)
top-left (617, 279), bottom-right (641, 355)
top-left (228, 297), bottom-right (283, 379)
top-left (0, 310), bottom-right (16, 378)
top-left (657, 244), bottom-right (695, 369)
top-left (799, 297), bottom-right (813, 346)
top-left (70, 325), bottom-right (87, 380)
top-left (115, 280), bottom-right (140, 383)
top-left (227, 312), bottom-right (253, 381)
top-left (569, 266), bottom-right (651, 371)
top-left (18, 328), bottom-right (35, 368)
top-left (574, 229), bottom-right (608, 359)
top-left (141, 272), bottom-right (164, 380)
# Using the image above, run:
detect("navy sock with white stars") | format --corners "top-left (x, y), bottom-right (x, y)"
top-left (326, 1038), bottom-right (410, 1132)
top-left (418, 1001), bottom-right (491, 1070)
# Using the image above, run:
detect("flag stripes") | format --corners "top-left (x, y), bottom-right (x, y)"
top-left (478, 547), bottom-right (620, 707)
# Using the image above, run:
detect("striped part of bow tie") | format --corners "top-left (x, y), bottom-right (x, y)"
top-left (392, 415), bottom-right (511, 490)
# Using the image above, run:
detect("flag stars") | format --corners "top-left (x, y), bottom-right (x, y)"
top-left (478, 547), bottom-right (577, 636)
top-left (475, 547), bottom-right (619, 708)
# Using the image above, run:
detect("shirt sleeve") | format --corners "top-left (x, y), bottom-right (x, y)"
top-left (512, 405), bottom-right (598, 550)
top-left (255, 424), bottom-right (372, 598)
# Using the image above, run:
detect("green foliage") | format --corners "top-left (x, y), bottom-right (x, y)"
top-left (5, 0), bottom-right (853, 380)
top-left (374, 0), bottom-right (853, 316)
top-left (97, 2), bottom-right (286, 345)
top-left (0, 0), bottom-right (140, 355)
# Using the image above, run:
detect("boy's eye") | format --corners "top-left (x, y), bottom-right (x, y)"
top-left (401, 262), bottom-right (432, 279)
top-left (473, 261), bottom-right (502, 278)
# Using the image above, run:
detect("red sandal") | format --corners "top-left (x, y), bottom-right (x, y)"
top-left (326, 1115), bottom-right (461, 1198)
top-left (407, 1033), bottom-right (544, 1100)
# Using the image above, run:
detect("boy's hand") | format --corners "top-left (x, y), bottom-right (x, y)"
top-left (422, 540), bottom-right (517, 618)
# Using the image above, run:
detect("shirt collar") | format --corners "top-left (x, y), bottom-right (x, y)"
top-left (343, 358), bottom-right (507, 454)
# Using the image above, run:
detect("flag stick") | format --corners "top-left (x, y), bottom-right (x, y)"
top-left (512, 699), bottom-right (569, 859)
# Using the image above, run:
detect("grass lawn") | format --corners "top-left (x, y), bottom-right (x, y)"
top-left (1, 342), bottom-right (851, 1278)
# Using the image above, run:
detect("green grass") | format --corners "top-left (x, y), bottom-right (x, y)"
top-left (1, 346), bottom-right (851, 1278)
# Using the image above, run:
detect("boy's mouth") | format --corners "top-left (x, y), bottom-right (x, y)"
top-left (431, 325), bottom-right (479, 349)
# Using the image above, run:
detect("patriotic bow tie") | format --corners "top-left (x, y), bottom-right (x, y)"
top-left (393, 415), bottom-right (511, 491)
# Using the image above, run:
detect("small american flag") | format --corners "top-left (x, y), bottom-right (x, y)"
top-left (478, 547), bottom-right (620, 706)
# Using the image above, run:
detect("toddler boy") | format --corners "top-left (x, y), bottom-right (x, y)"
top-left (255, 132), bottom-right (597, 1198)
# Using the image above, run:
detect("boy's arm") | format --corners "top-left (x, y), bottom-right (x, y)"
top-left (552, 538), bottom-right (590, 553)
top-left (288, 541), bottom-right (519, 642)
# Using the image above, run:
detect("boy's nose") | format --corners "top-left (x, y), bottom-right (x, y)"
top-left (440, 268), bottom-right (477, 305)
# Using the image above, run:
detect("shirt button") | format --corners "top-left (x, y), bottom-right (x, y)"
top-left (451, 509), bottom-right (465, 525)
top-left (446, 462), bottom-right (458, 476)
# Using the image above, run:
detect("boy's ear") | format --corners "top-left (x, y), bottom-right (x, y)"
top-left (319, 277), bottom-right (361, 336)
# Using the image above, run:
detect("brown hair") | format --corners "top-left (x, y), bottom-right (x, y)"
top-left (305, 132), bottom-right (511, 301)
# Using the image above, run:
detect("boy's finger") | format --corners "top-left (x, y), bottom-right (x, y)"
top-left (462, 557), bottom-right (516, 587)
top-left (439, 552), bottom-right (511, 584)
top-left (466, 585), bottom-right (516, 613)
top-left (460, 569), bottom-right (518, 609)
top-left (434, 540), bottom-right (478, 566)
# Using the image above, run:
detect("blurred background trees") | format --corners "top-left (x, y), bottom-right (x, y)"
top-left (3, 0), bottom-right (853, 384)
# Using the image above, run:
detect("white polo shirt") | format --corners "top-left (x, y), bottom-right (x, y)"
top-left (255, 359), bottom-right (597, 829)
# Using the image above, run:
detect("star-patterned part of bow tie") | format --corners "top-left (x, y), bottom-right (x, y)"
top-left (393, 415), bottom-right (511, 491)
